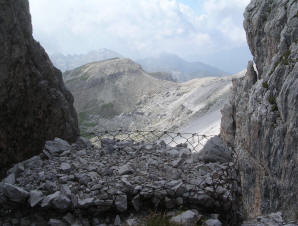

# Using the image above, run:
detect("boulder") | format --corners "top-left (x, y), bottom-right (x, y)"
top-left (60, 163), bottom-right (72, 173)
top-left (45, 138), bottom-right (71, 156)
top-left (199, 136), bottom-right (232, 163)
top-left (2, 183), bottom-right (29, 203)
top-left (28, 190), bottom-right (44, 207)
top-left (170, 210), bottom-right (199, 226)
top-left (115, 194), bottom-right (127, 212)
top-left (204, 219), bottom-right (222, 226)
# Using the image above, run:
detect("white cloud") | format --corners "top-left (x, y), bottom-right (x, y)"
top-left (28, 0), bottom-right (252, 71)
top-left (201, 0), bottom-right (250, 44)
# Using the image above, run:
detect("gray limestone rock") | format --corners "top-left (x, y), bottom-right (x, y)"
top-left (132, 195), bottom-right (141, 211)
top-left (51, 191), bottom-right (71, 210)
top-left (220, 0), bottom-right (298, 220)
top-left (28, 190), bottom-right (43, 207)
top-left (0, 0), bottom-right (79, 178)
top-left (204, 219), bottom-right (222, 226)
top-left (3, 183), bottom-right (29, 203)
top-left (114, 215), bottom-right (121, 226)
top-left (170, 210), bottom-right (198, 226)
top-left (48, 219), bottom-right (67, 226)
top-left (115, 194), bottom-right (127, 212)
top-left (45, 138), bottom-right (71, 155)
top-left (3, 173), bottom-right (16, 184)
top-left (199, 136), bottom-right (232, 163)
top-left (41, 191), bottom-right (71, 210)
top-left (60, 163), bottom-right (72, 173)
top-left (118, 164), bottom-right (133, 175)
top-left (78, 198), bottom-right (95, 208)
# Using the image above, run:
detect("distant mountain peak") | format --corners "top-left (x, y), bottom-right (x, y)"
top-left (50, 49), bottom-right (123, 72)
top-left (136, 53), bottom-right (227, 82)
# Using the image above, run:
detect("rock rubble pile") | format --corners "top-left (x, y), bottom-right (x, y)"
top-left (0, 136), bottom-right (239, 225)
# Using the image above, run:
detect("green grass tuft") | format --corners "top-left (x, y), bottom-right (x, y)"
top-left (268, 95), bottom-right (276, 105)
top-left (271, 105), bottom-right (279, 112)
top-left (262, 81), bottom-right (269, 89)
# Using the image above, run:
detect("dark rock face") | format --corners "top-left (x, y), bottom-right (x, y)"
top-left (221, 0), bottom-right (297, 221)
top-left (0, 0), bottom-right (79, 176)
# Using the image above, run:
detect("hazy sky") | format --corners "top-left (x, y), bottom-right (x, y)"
top-left (29, 0), bottom-right (252, 73)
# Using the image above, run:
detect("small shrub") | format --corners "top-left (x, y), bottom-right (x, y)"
top-left (268, 95), bottom-right (276, 105)
top-left (262, 81), bottom-right (269, 89)
top-left (271, 104), bottom-right (279, 112)
top-left (281, 50), bottom-right (291, 65)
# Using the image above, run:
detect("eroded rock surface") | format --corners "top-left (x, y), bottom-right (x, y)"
top-left (221, 0), bottom-right (298, 221)
top-left (0, 0), bottom-right (79, 177)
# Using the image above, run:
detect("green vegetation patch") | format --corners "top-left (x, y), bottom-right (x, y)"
top-left (79, 73), bottom-right (90, 80)
top-left (99, 102), bottom-right (119, 119)
top-left (262, 81), bottom-right (269, 89)
top-left (78, 111), bottom-right (89, 125)
top-left (267, 95), bottom-right (279, 112)
top-left (268, 95), bottom-right (276, 105)
top-left (281, 50), bottom-right (291, 65)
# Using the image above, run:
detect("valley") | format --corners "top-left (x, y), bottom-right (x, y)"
top-left (63, 57), bottom-right (245, 138)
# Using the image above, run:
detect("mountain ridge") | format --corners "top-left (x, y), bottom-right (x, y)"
top-left (63, 57), bottom-right (244, 138)
top-left (50, 48), bottom-right (123, 72)
top-left (136, 52), bottom-right (228, 82)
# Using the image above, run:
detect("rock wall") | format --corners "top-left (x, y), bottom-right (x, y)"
top-left (0, 0), bottom-right (79, 177)
top-left (220, 0), bottom-right (297, 221)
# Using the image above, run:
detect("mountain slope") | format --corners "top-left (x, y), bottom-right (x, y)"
top-left (50, 49), bottom-right (123, 72)
top-left (136, 53), bottom-right (227, 82)
top-left (64, 58), bottom-right (244, 137)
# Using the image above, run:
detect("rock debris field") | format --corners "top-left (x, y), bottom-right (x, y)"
top-left (0, 137), bottom-right (238, 225)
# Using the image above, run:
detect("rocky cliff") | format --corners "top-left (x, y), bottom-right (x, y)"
top-left (221, 0), bottom-right (297, 221)
top-left (0, 0), bottom-right (79, 177)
